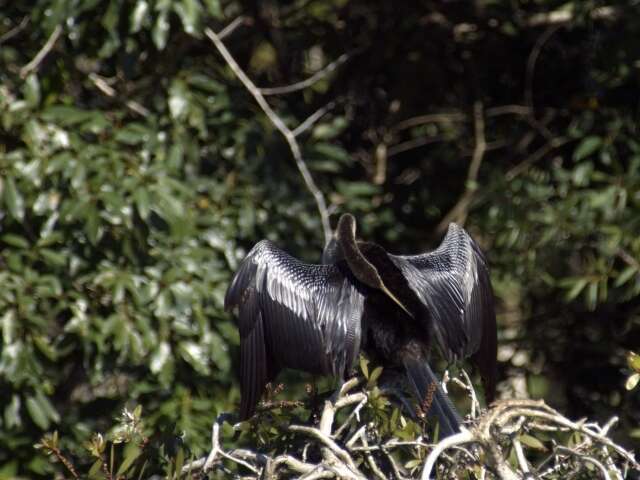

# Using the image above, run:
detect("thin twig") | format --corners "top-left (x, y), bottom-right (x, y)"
top-left (391, 112), bottom-right (467, 133)
top-left (421, 429), bottom-right (475, 480)
top-left (0, 16), bottom-right (29, 45)
top-left (289, 425), bottom-right (362, 475)
top-left (555, 446), bottom-right (611, 480)
top-left (20, 25), bottom-right (62, 78)
top-left (205, 26), bottom-right (332, 244)
top-left (505, 137), bottom-right (569, 180)
top-left (436, 101), bottom-right (486, 234)
top-left (525, 25), bottom-right (562, 111)
top-left (292, 100), bottom-right (338, 137)
top-left (260, 54), bottom-right (349, 95)
top-left (513, 439), bottom-right (530, 474)
top-left (88, 73), bottom-right (150, 117)
top-left (218, 16), bottom-right (250, 40)
top-left (387, 135), bottom-right (446, 158)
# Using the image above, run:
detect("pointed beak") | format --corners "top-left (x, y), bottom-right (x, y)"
top-left (380, 284), bottom-right (414, 318)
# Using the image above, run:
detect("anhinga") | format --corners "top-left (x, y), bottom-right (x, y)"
top-left (224, 213), bottom-right (497, 436)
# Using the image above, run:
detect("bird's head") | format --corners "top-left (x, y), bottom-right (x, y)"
top-left (336, 213), bottom-right (413, 318)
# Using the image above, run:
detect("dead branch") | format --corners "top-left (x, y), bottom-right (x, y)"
top-left (205, 25), bottom-right (332, 244)
top-left (0, 16), bottom-right (29, 45)
top-left (436, 101), bottom-right (486, 234)
top-left (260, 54), bottom-right (349, 96)
top-left (20, 25), bottom-right (62, 78)
top-left (88, 73), bottom-right (150, 117)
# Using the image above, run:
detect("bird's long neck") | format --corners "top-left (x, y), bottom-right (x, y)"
top-left (336, 214), bottom-right (414, 318)
top-left (336, 215), bottom-right (381, 287)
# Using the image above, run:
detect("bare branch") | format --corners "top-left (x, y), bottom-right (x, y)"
top-left (555, 446), bottom-right (612, 480)
top-left (436, 101), bottom-right (486, 234)
top-left (205, 26), bottom-right (332, 245)
top-left (505, 137), bottom-right (569, 180)
top-left (421, 429), bottom-right (475, 480)
top-left (0, 16), bottom-right (29, 45)
top-left (387, 135), bottom-right (446, 158)
top-left (260, 54), bottom-right (349, 96)
top-left (513, 438), bottom-right (530, 474)
top-left (20, 25), bottom-right (62, 78)
top-left (88, 73), bottom-right (150, 117)
top-left (390, 112), bottom-right (467, 133)
top-left (292, 100), bottom-right (338, 137)
top-left (525, 25), bottom-right (562, 111)
top-left (217, 16), bottom-right (251, 40)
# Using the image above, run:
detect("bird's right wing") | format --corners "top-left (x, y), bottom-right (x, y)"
top-left (389, 224), bottom-right (497, 401)
top-left (224, 240), bottom-right (365, 419)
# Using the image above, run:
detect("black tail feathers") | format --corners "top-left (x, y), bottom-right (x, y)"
top-left (403, 357), bottom-right (463, 438)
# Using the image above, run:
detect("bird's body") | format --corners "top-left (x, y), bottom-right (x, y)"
top-left (224, 214), bottom-right (497, 436)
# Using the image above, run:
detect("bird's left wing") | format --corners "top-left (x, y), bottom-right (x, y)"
top-left (225, 240), bottom-right (365, 418)
top-left (388, 224), bottom-right (497, 400)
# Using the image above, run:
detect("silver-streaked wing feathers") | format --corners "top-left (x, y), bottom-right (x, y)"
top-left (388, 223), bottom-right (497, 399)
top-left (224, 240), bottom-right (365, 418)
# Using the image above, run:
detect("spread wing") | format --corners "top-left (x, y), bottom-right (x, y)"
top-left (388, 224), bottom-right (497, 401)
top-left (224, 240), bottom-right (366, 419)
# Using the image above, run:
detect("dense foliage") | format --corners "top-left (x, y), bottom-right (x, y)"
top-left (0, 0), bottom-right (639, 477)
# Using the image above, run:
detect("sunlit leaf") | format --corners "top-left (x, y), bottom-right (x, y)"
top-left (4, 177), bottom-right (25, 221)
top-left (626, 373), bottom-right (640, 391)
top-left (574, 136), bottom-right (602, 161)
top-left (627, 352), bottom-right (640, 373)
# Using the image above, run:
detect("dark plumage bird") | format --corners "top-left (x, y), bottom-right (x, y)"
top-left (224, 213), bottom-right (497, 436)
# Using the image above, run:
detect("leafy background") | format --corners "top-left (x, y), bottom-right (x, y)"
top-left (0, 0), bottom-right (639, 477)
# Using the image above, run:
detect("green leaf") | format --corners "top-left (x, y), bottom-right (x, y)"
top-left (23, 74), bottom-right (41, 107)
top-left (40, 248), bottom-right (67, 268)
top-left (574, 136), bottom-right (602, 161)
top-left (4, 395), bottom-right (21, 429)
top-left (134, 188), bottom-right (151, 220)
top-left (152, 10), bottom-right (170, 50)
top-left (203, 0), bottom-right (222, 17)
top-left (627, 351), bottom-right (640, 373)
top-left (586, 281), bottom-right (598, 310)
top-left (26, 396), bottom-right (49, 430)
top-left (130, 0), bottom-right (149, 33)
top-left (4, 176), bottom-right (25, 221)
top-left (169, 80), bottom-right (190, 121)
top-left (2, 234), bottom-right (29, 249)
top-left (85, 204), bottom-right (102, 245)
top-left (367, 366), bottom-right (383, 387)
top-left (615, 266), bottom-right (638, 287)
top-left (115, 123), bottom-right (151, 145)
top-left (178, 341), bottom-right (210, 375)
top-left (174, 447), bottom-right (185, 477)
top-left (359, 356), bottom-right (369, 379)
top-left (565, 278), bottom-right (588, 301)
top-left (88, 459), bottom-right (103, 478)
top-left (33, 335), bottom-right (59, 361)
top-left (174, 0), bottom-right (203, 36)
top-left (519, 434), bottom-right (547, 451)
top-left (116, 443), bottom-right (141, 476)
top-left (626, 373), bottom-right (640, 391)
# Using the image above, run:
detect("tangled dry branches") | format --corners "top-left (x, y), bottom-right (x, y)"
top-left (182, 372), bottom-right (639, 480)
